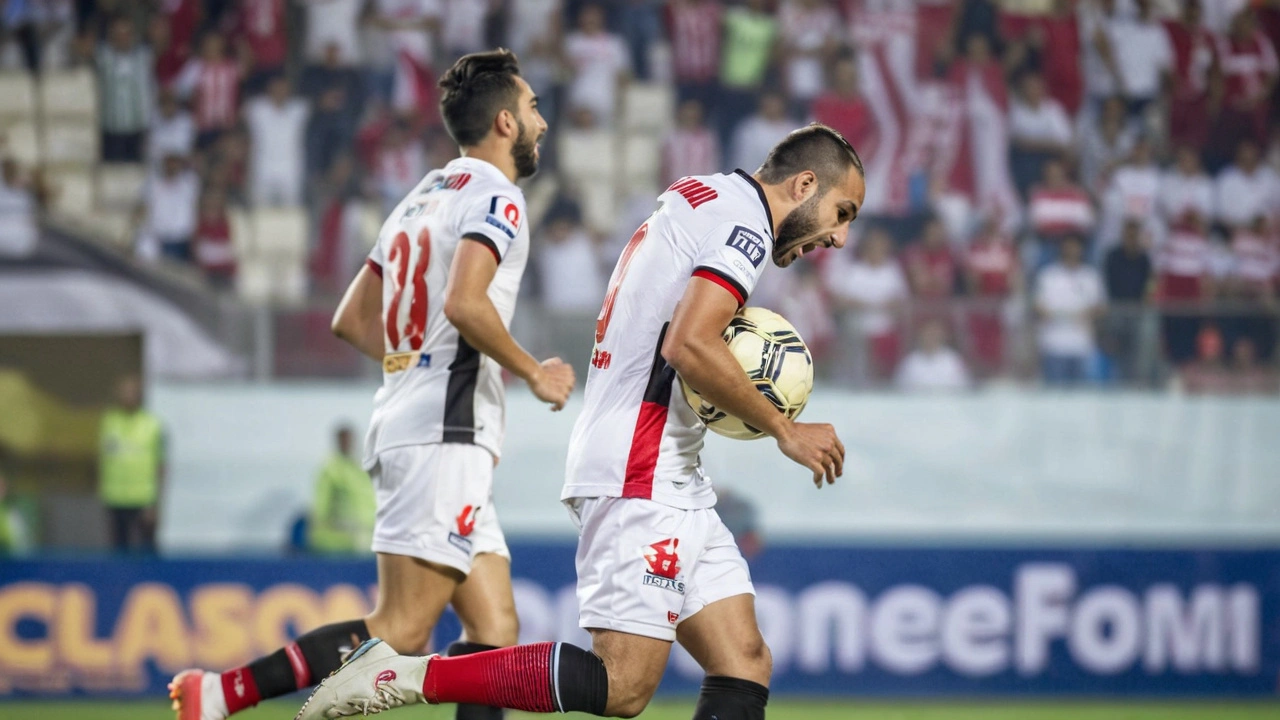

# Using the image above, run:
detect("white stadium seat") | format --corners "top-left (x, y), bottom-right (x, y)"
top-left (621, 83), bottom-right (674, 135)
top-left (236, 258), bottom-right (273, 305)
top-left (229, 206), bottom-right (254, 259)
top-left (94, 209), bottom-right (136, 250)
top-left (2, 121), bottom-right (41, 166)
top-left (96, 163), bottom-right (147, 210)
top-left (250, 206), bottom-right (308, 261)
top-left (45, 166), bottom-right (94, 217)
top-left (273, 259), bottom-right (308, 307)
top-left (41, 121), bottom-right (98, 165)
top-left (622, 134), bottom-right (661, 190)
top-left (578, 182), bottom-right (617, 236)
top-left (0, 72), bottom-right (38, 122)
top-left (359, 202), bottom-right (384, 249)
top-left (558, 129), bottom-right (617, 186)
top-left (39, 69), bottom-right (97, 119)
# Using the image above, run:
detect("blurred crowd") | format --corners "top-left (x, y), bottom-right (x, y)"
top-left (1, 0), bottom-right (1278, 391)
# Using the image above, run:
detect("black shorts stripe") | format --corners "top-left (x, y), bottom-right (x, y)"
top-left (442, 336), bottom-right (481, 444)
top-left (643, 322), bottom-right (677, 405)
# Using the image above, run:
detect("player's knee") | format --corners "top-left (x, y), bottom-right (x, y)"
top-left (603, 669), bottom-right (660, 718)
top-left (365, 611), bottom-right (433, 654)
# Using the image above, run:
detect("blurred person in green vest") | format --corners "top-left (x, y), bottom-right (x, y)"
top-left (308, 424), bottom-right (375, 554)
top-left (718, 0), bottom-right (778, 146)
top-left (0, 460), bottom-right (32, 554)
top-left (98, 374), bottom-right (165, 552)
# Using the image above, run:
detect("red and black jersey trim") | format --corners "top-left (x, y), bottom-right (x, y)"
top-left (462, 232), bottom-right (502, 264)
top-left (692, 265), bottom-right (747, 307)
top-left (442, 336), bottom-right (481, 444)
top-left (622, 323), bottom-right (676, 499)
top-left (366, 258), bottom-right (383, 277)
top-left (733, 169), bottom-right (774, 237)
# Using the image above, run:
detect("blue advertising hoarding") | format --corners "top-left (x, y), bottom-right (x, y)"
top-left (2, 544), bottom-right (1278, 698)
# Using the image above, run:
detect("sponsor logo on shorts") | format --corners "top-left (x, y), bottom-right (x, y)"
top-left (448, 505), bottom-right (480, 553)
top-left (642, 539), bottom-right (685, 595)
top-left (668, 611), bottom-right (680, 625)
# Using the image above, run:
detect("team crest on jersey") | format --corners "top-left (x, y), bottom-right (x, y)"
top-left (485, 196), bottom-right (521, 239)
top-left (641, 539), bottom-right (685, 595)
top-left (726, 226), bottom-right (765, 267)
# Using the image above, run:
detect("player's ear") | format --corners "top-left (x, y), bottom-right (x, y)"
top-left (494, 108), bottom-right (516, 140)
top-left (791, 170), bottom-right (819, 202)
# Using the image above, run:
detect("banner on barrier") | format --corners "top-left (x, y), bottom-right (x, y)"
top-left (1, 545), bottom-right (1278, 697)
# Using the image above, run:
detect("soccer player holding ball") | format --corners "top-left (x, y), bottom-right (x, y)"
top-left (170, 49), bottom-right (574, 720)
top-left (299, 124), bottom-right (864, 719)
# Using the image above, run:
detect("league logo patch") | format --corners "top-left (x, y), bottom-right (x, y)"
top-left (485, 196), bottom-right (521, 239)
top-left (725, 226), bottom-right (765, 268)
top-left (642, 538), bottom-right (685, 595)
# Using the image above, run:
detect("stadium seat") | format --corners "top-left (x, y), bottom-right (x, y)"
top-left (236, 258), bottom-right (273, 305)
top-left (229, 206), bottom-right (254, 259)
top-left (44, 166), bottom-right (95, 217)
top-left (94, 209), bottom-right (136, 250)
top-left (2, 121), bottom-right (41, 166)
top-left (96, 163), bottom-right (147, 210)
top-left (274, 259), bottom-right (308, 307)
top-left (359, 202), bottom-right (383, 249)
top-left (621, 83), bottom-right (674, 135)
top-left (558, 129), bottom-right (617, 186)
top-left (578, 182), bottom-right (617, 235)
top-left (622, 134), bottom-right (661, 190)
top-left (250, 206), bottom-right (308, 262)
top-left (0, 72), bottom-right (37, 122)
top-left (41, 121), bottom-right (98, 165)
top-left (38, 69), bottom-right (97, 119)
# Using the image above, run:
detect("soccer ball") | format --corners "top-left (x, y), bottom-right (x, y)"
top-left (681, 307), bottom-right (813, 440)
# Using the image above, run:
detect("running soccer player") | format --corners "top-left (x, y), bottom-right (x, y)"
top-left (169, 49), bottom-right (574, 720)
top-left (296, 124), bottom-right (863, 720)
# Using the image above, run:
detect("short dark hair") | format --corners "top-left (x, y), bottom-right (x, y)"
top-left (438, 49), bottom-right (524, 148)
top-left (756, 123), bottom-right (864, 189)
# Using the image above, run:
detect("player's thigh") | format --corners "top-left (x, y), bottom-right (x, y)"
top-left (676, 593), bottom-right (771, 686)
top-left (367, 551), bottom-right (462, 654)
top-left (589, 628), bottom-right (672, 718)
top-left (450, 552), bottom-right (518, 647)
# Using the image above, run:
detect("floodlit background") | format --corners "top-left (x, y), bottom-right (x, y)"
top-left (1, 0), bottom-right (1279, 718)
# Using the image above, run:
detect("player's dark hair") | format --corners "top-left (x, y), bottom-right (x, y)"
top-left (757, 123), bottom-right (865, 189)
top-left (438, 49), bottom-right (524, 148)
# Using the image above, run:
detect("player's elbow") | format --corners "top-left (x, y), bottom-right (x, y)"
top-left (330, 311), bottom-right (353, 341)
top-left (442, 295), bottom-right (471, 330)
top-left (660, 332), bottom-right (697, 375)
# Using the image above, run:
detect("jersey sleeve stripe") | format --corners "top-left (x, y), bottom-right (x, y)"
top-left (692, 266), bottom-right (747, 307)
top-left (622, 322), bottom-right (677, 499)
top-left (462, 233), bottom-right (503, 264)
top-left (366, 258), bottom-right (383, 277)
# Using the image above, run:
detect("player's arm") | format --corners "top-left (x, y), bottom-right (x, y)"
top-left (331, 263), bottom-right (386, 362)
top-left (443, 237), bottom-right (574, 411)
top-left (662, 278), bottom-right (844, 487)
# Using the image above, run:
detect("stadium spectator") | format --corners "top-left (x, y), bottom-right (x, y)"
top-left (810, 52), bottom-right (879, 164)
top-left (504, 0), bottom-right (563, 120)
top-left (1158, 145), bottom-right (1215, 230)
top-left (777, 0), bottom-right (841, 113)
top-left (564, 3), bottom-right (630, 126)
top-left (244, 75), bottom-right (310, 207)
top-left (97, 16), bottom-right (154, 162)
top-left (1215, 139), bottom-right (1280, 232)
top-left (1098, 136), bottom-right (1161, 254)
top-left (300, 0), bottom-right (363, 67)
top-left (373, 117), bottom-right (424, 214)
top-left (1008, 70), bottom-right (1073, 197)
top-left (174, 32), bottom-right (246, 151)
top-left (1210, 9), bottom-right (1278, 166)
top-left (1027, 159), bottom-right (1095, 267)
top-left (1016, 0), bottom-right (1083, 116)
top-left (662, 99), bottom-right (720, 188)
top-left (309, 153), bottom-right (364, 295)
top-left (307, 424), bottom-right (374, 554)
top-left (1078, 95), bottom-right (1137, 194)
top-left (231, 0), bottom-right (289, 94)
top-left (207, 127), bottom-right (250, 204)
top-left (193, 189), bottom-right (235, 288)
top-left (667, 0), bottom-right (723, 110)
top-left (147, 88), bottom-right (195, 171)
top-left (0, 158), bottom-right (39, 258)
top-left (98, 374), bottom-right (164, 553)
top-left (904, 216), bottom-right (957, 300)
top-left (1163, 0), bottom-right (1218, 151)
top-left (147, 13), bottom-right (188, 89)
top-left (964, 213), bottom-right (1020, 377)
top-left (826, 228), bottom-right (907, 382)
top-left (895, 319), bottom-right (971, 392)
top-left (1104, 0), bottom-right (1173, 120)
top-left (157, 0), bottom-right (201, 62)
top-left (305, 85), bottom-right (357, 182)
top-left (536, 202), bottom-right (605, 315)
top-left (619, 0), bottom-right (664, 81)
top-left (717, 0), bottom-right (776, 145)
top-left (0, 461), bottom-right (32, 554)
top-left (1035, 235), bottom-right (1105, 386)
top-left (1157, 214), bottom-right (1215, 366)
top-left (760, 257), bottom-right (836, 364)
top-left (732, 91), bottom-right (794, 174)
top-left (1228, 337), bottom-right (1280, 394)
top-left (137, 153), bottom-right (200, 262)
top-left (1179, 324), bottom-right (1231, 393)
top-left (300, 42), bottom-right (364, 108)
top-left (1223, 217), bottom-right (1279, 360)
top-left (1080, 0), bottom-right (1123, 113)
top-left (1102, 219), bottom-right (1153, 381)
top-left (442, 0), bottom-right (493, 61)
top-left (1177, 325), bottom-right (1277, 394)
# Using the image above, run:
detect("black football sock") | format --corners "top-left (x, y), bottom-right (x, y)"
top-left (245, 619), bottom-right (371, 699)
top-left (691, 675), bottom-right (769, 720)
top-left (446, 642), bottom-right (505, 720)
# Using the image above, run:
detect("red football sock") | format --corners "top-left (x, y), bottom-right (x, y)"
top-left (422, 642), bottom-right (557, 712)
top-left (220, 666), bottom-right (262, 714)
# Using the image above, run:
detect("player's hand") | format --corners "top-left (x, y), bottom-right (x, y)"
top-left (530, 357), bottom-right (575, 411)
top-left (776, 421), bottom-right (844, 489)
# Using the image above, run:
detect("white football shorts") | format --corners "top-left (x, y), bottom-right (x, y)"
top-left (370, 443), bottom-right (509, 575)
top-left (567, 496), bottom-right (755, 642)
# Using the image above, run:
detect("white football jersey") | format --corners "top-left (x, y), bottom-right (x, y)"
top-left (563, 171), bottom-right (775, 509)
top-left (363, 157), bottom-right (529, 467)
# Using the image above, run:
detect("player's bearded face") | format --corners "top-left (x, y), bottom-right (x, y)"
top-left (512, 116), bottom-right (541, 179)
top-left (773, 191), bottom-right (824, 267)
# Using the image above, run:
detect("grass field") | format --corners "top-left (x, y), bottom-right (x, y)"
top-left (4, 700), bottom-right (1278, 720)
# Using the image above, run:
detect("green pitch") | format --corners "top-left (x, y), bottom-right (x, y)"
top-left (3, 700), bottom-right (1278, 720)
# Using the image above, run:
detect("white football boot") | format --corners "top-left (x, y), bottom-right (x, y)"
top-left (169, 669), bottom-right (229, 720)
top-left (294, 638), bottom-right (432, 719)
